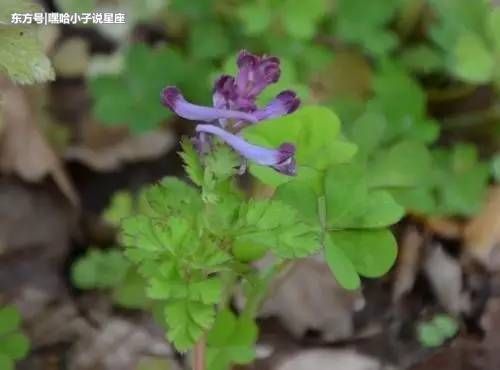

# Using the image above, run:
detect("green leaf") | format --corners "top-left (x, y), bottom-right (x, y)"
top-left (368, 63), bottom-right (438, 143)
top-left (89, 44), bottom-right (185, 132)
top-left (204, 144), bottom-right (240, 183)
top-left (432, 314), bottom-right (459, 338)
top-left (0, 306), bottom-right (20, 335)
top-left (368, 140), bottom-right (432, 188)
top-left (0, 306), bottom-right (29, 364)
top-left (324, 163), bottom-right (404, 229)
top-left (334, 0), bottom-right (400, 57)
top-left (390, 187), bottom-right (437, 215)
top-left (417, 314), bottom-right (459, 348)
top-left (492, 153), bottom-right (500, 182)
top-left (399, 44), bottom-right (445, 74)
top-left (440, 166), bottom-right (489, 216)
top-left (432, 145), bottom-right (489, 216)
top-left (71, 249), bottom-right (130, 290)
top-left (274, 180), bottom-right (319, 225)
top-left (418, 322), bottom-right (444, 348)
top-left (122, 215), bottom-right (195, 262)
top-left (0, 333), bottom-right (30, 360)
top-left (203, 196), bottom-right (240, 236)
top-left (189, 278), bottom-right (223, 305)
top-left (243, 106), bottom-right (357, 187)
top-left (236, 200), bottom-right (321, 259)
top-left (165, 300), bottom-right (216, 351)
top-left (112, 271), bottom-right (149, 309)
top-left (103, 191), bottom-right (134, 226)
top-left (180, 138), bottom-right (204, 186)
top-left (71, 253), bottom-right (98, 289)
top-left (238, 3), bottom-right (272, 35)
top-left (232, 239), bottom-right (268, 263)
top-left (146, 177), bottom-right (202, 218)
top-left (189, 22), bottom-right (230, 60)
top-left (348, 112), bottom-right (386, 157)
top-left (428, 0), bottom-right (489, 48)
top-left (324, 234), bottom-right (360, 290)
top-left (0, 354), bottom-right (13, 370)
top-left (169, 0), bottom-right (213, 19)
top-left (206, 310), bottom-right (258, 370)
top-left (282, 0), bottom-right (326, 39)
top-left (488, 8), bottom-right (500, 50)
top-left (0, 0), bottom-right (55, 84)
top-left (206, 310), bottom-right (236, 346)
top-left (452, 32), bottom-right (494, 83)
top-left (329, 229), bottom-right (397, 278)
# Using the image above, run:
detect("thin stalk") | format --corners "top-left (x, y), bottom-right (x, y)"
top-left (193, 337), bottom-right (206, 370)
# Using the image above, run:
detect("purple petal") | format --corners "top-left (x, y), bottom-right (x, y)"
top-left (235, 50), bottom-right (281, 100)
top-left (254, 90), bottom-right (301, 121)
top-left (213, 75), bottom-right (237, 110)
top-left (161, 86), bottom-right (258, 123)
top-left (196, 124), bottom-right (296, 176)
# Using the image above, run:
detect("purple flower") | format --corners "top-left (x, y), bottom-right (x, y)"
top-left (235, 51), bottom-right (281, 107)
top-left (196, 124), bottom-right (296, 176)
top-left (160, 50), bottom-right (300, 176)
top-left (161, 86), bottom-right (257, 124)
top-left (254, 90), bottom-right (300, 121)
top-left (212, 75), bottom-right (237, 110)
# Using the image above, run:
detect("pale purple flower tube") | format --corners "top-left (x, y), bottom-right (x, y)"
top-left (196, 124), bottom-right (296, 175)
top-left (254, 90), bottom-right (301, 121)
top-left (161, 86), bottom-right (258, 123)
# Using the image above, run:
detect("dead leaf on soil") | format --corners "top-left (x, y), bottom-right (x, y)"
top-left (69, 317), bottom-right (175, 370)
top-left (0, 77), bottom-right (78, 205)
top-left (275, 349), bottom-right (395, 370)
top-left (424, 216), bottom-right (463, 240)
top-left (0, 179), bottom-right (75, 260)
top-left (393, 226), bottom-right (424, 302)
top-left (464, 186), bottom-right (500, 271)
top-left (423, 244), bottom-right (467, 314)
top-left (52, 37), bottom-right (91, 78)
top-left (260, 258), bottom-right (365, 342)
top-left (64, 126), bottom-right (175, 172)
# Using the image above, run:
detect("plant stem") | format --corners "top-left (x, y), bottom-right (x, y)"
top-left (193, 337), bottom-right (206, 370)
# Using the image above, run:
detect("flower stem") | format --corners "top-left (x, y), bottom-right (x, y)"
top-left (193, 337), bottom-right (206, 370)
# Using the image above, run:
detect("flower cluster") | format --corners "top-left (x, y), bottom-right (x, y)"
top-left (161, 50), bottom-right (300, 175)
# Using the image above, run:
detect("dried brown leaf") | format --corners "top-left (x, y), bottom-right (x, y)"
top-left (424, 216), bottom-right (463, 239)
top-left (260, 258), bottom-right (365, 341)
top-left (424, 245), bottom-right (466, 314)
top-left (64, 128), bottom-right (175, 172)
top-left (464, 186), bottom-right (500, 270)
top-left (0, 77), bottom-right (78, 205)
top-left (275, 349), bottom-right (392, 370)
top-left (392, 226), bottom-right (424, 302)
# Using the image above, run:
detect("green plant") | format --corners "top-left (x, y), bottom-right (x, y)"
top-left (417, 314), bottom-right (459, 348)
top-left (0, 305), bottom-right (30, 370)
top-left (90, 44), bottom-right (213, 133)
top-left (71, 191), bottom-right (151, 309)
top-left (71, 0), bottom-right (500, 367)
top-left (0, 0), bottom-right (54, 84)
top-left (118, 51), bottom-right (402, 370)
top-left (71, 247), bottom-right (149, 309)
